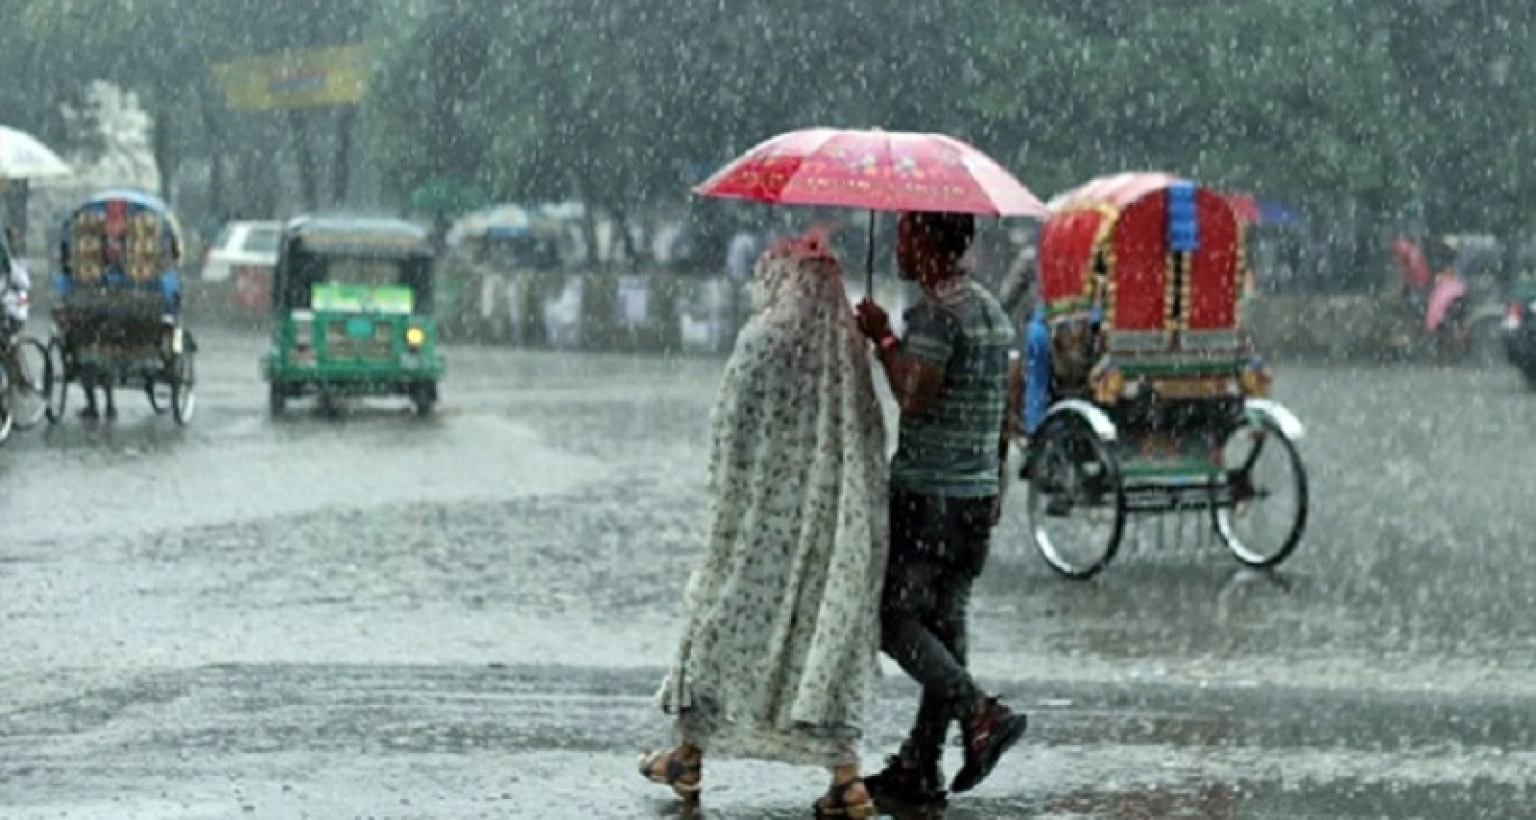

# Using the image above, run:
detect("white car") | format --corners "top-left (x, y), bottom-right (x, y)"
top-left (201, 221), bottom-right (282, 283)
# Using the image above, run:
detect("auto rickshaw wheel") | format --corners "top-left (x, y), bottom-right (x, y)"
top-left (315, 391), bottom-right (339, 417)
top-left (410, 382), bottom-right (436, 417)
top-left (269, 383), bottom-right (286, 416)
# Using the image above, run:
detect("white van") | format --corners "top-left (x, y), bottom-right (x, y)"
top-left (201, 221), bottom-right (282, 282)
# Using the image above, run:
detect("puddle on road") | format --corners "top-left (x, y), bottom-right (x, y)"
top-left (4, 410), bottom-right (607, 547)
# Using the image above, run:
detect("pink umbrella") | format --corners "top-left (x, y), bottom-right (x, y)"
top-left (697, 128), bottom-right (1046, 215)
top-left (1425, 275), bottom-right (1468, 332)
top-left (695, 128), bottom-right (1047, 289)
top-left (1392, 237), bottom-right (1433, 291)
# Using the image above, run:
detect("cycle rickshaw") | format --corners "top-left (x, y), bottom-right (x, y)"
top-left (46, 190), bottom-right (197, 424)
top-left (1019, 173), bottom-right (1308, 579)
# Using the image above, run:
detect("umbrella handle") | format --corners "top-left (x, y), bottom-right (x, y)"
top-left (865, 210), bottom-right (875, 295)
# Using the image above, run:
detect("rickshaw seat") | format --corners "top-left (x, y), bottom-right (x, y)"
top-left (56, 290), bottom-right (173, 349)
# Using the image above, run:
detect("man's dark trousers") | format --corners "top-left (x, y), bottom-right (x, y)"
top-left (881, 490), bottom-right (996, 764)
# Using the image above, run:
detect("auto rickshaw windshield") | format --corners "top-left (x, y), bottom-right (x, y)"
top-left (279, 249), bottom-right (433, 312)
top-left (327, 257), bottom-right (403, 288)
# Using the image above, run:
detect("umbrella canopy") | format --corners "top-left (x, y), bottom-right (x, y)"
top-left (1392, 236), bottom-right (1433, 290)
top-left (447, 204), bottom-right (536, 246)
top-left (1222, 191), bottom-right (1304, 226)
top-left (1425, 275), bottom-right (1469, 332)
top-left (695, 128), bottom-right (1047, 217)
top-left (0, 125), bottom-right (71, 180)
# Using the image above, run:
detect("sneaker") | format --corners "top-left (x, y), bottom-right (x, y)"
top-left (864, 754), bottom-right (947, 808)
top-left (950, 698), bottom-right (1029, 794)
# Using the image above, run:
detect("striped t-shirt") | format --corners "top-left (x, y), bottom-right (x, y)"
top-left (890, 277), bottom-right (1017, 498)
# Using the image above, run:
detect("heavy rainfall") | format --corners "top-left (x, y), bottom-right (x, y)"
top-left (2, 2), bottom-right (1535, 818)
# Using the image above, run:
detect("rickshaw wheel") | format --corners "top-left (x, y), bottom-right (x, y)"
top-left (1212, 416), bottom-right (1308, 568)
top-left (1025, 412), bottom-right (1126, 580)
top-left (170, 346), bottom-right (196, 427)
top-left (0, 365), bottom-right (13, 444)
top-left (44, 338), bottom-right (70, 424)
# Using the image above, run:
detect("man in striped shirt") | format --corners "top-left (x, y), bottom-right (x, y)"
top-left (855, 211), bottom-right (1027, 808)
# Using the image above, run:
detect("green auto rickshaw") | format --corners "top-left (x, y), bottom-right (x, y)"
top-left (261, 215), bottom-right (444, 416)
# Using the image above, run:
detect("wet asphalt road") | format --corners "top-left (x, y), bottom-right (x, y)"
top-left (3, 328), bottom-right (1536, 819)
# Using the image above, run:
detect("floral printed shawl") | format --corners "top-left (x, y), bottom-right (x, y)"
top-left (656, 233), bottom-right (889, 766)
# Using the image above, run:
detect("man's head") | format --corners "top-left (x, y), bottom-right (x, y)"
top-left (897, 211), bottom-right (974, 284)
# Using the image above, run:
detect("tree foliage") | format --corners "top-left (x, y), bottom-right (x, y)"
top-left (372, 1), bottom-right (1536, 243)
top-left (5, 0), bottom-right (1536, 258)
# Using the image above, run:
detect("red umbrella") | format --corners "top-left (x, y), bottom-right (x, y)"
top-left (695, 128), bottom-right (1047, 289)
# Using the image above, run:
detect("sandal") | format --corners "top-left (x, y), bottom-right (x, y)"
top-left (636, 748), bottom-right (702, 800)
top-left (814, 778), bottom-right (875, 819)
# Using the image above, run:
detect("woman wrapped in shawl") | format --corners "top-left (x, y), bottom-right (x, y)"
top-left (639, 231), bottom-right (889, 818)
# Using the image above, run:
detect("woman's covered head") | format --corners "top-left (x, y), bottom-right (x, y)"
top-left (751, 230), bottom-right (847, 314)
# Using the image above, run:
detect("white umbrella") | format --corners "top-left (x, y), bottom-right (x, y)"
top-left (447, 204), bottom-right (534, 245)
top-left (0, 125), bottom-right (71, 180)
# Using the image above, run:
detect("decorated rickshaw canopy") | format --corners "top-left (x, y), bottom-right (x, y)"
top-left (1038, 172), bottom-right (1244, 351)
top-left (58, 189), bottom-right (185, 283)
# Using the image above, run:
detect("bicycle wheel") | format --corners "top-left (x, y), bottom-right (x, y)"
top-left (0, 364), bottom-right (12, 444)
top-left (7, 336), bottom-right (52, 430)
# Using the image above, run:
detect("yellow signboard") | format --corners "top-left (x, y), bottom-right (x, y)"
top-left (213, 44), bottom-right (372, 110)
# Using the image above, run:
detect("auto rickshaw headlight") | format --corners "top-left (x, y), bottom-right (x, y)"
top-left (405, 326), bottom-right (426, 347)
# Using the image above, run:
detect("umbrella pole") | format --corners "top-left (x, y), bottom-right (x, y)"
top-left (865, 209), bottom-right (875, 296)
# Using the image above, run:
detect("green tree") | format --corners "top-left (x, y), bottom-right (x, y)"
top-left (17, 0), bottom-right (393, 215)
